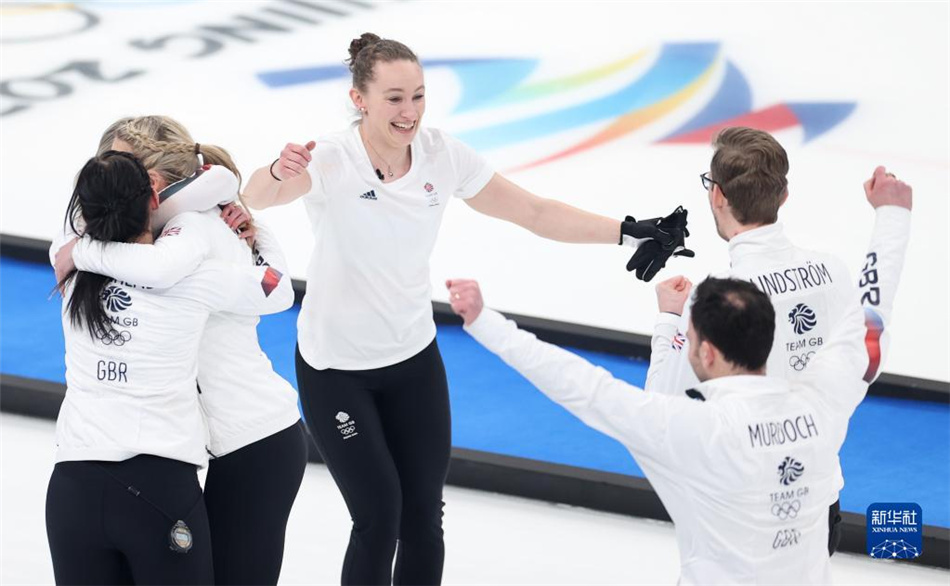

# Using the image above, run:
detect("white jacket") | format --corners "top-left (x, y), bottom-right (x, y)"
top-left (646, 209), bottom-right (909, 499)
top-left (57, 227), bottom-right (294, 467)
top-left (647, 222), bottom-right (856, 395)
top-left (463, 207), bottom-right (908, 585)
top-left (67, 168), bottom-right (301, 457)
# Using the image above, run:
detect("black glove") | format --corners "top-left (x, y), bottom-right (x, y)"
top-left (623, 206), bottom-right (695, 282)
top-left (619, 215), bottom-right (668, 246)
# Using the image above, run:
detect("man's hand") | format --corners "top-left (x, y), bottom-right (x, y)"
top-left (625, 206), bottom-right (695, 282)
top-left (54, 237), bottom-right (78, 287)
top-left (864, 166), bottom-right (912, 210)
top-left (446, 279), bottom-right (484, 326)
top-left (655, 276), bottom-right (693, 315)
top-left (273, 141), bottom-right (316, 181)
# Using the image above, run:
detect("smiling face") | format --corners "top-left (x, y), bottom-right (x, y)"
top-left (350, 59), bottom-right (425, 152)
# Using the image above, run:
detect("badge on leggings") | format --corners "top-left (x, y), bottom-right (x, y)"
top-left (169, 520), bottom-right (193, 553)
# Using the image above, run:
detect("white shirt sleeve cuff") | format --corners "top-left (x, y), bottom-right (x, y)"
top-left (463, 307), bottom-right (510, 348)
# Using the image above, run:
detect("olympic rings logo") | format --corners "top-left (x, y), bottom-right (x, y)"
top-left (789, 351), bottom-right (816, 372)
top-left (97, 328), bottom-right (131, 346)
top-left (771, 500), bottom-right (801, 520)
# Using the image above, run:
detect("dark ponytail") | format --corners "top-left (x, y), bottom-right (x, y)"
top-left (345, 32), bottom-right (418, 92)
top-left (59, 151), bottom-right (153, 338)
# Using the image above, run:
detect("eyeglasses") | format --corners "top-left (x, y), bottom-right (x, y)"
top-left (700, 172), bottom-right (721, 193)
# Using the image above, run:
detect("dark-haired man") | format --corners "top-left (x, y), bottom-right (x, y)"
top-left (444, 172), bottom-right (909, 584)
top-left (646, 128), bottom-right (913, 553)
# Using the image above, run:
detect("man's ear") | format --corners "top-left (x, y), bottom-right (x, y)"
top-left (778, 188), bottom-right (789, 208)
top-left (711, 184), bottom-right (728, 209)
top-left (699, 339), bottom-right (717, 370)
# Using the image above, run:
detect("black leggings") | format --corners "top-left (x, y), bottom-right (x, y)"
top-left (828, 499), bottom-right (842, 556)
top-left (204, 421), bottom-right (308, 585)
top-left (296, 338), bottom-right (451, 586)
top-left (46, 455), bottom-right (213, 585)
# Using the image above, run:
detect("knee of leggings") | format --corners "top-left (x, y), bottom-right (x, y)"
top-left (398, 500), bottom-right (445, 540)
top-left (353, 501), bottom-right (401, 546)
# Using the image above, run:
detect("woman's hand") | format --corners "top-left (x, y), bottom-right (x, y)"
top-left (273, 141), bottom-right (316, 181)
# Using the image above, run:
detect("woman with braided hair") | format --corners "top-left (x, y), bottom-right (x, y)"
top-left (47, 150), bottom-right (295, 584)
top-left (241, 33), bottom-right (692, 585)
top-left (53, 115), bottom-right (308, 585)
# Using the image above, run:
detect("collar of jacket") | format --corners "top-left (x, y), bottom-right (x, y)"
top-left (693, 374), bottom-right (789, 401)
top-left (727, 222), bottom-right (793, 267)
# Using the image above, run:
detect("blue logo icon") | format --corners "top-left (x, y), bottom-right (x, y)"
top-left (777, 456), bottom-right (805, 486)
top-left (867, 502), bottom-right (922, 559)
top-left (101, 285), bottom-right (132, 312)
top-left (788, 303), bottom-right (817, 335)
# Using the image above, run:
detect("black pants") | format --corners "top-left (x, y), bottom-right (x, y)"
top-left (828, 499), bottom-right (842, 556)
top-left (46, 455), bottom-right (213, 585)
top-left (295, 339), bottom-right (451, 586)
top-left (204, 421), bottom-right (308, 585)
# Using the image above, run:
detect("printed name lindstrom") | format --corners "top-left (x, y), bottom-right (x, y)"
top-left (749, 413), bottom-right (818, 449)
top-left (751, 262), bottom-right (833, 296)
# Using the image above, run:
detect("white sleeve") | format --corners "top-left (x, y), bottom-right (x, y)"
top-left (802, 206), bottom-right (910, 415)
top-left (857, 205), bottom-right (911, 383)
top-left (303, 141), bottom-right (343, 203)
top-left (250, 219), bottom-right (289, 275)
top-left (465, 308), bottom-right (679, 453)
top-left (179, 259), bottom-right (294, 316)
top-left (71, 212), bottom-right (211, 289)
top-left (151, 165), bottom-right (238, 232)
top-left (645, 311), bottom-right (699, 395)
top-left (443, 131), bottom-right (495, 200)
top-left (49, 219), bottom-right (82, 267)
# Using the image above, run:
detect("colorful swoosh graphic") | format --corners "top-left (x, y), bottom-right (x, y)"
top-left (257, 43), bottom-right (855, 171)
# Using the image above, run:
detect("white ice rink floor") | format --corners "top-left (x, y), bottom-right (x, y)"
top-left (2, 413), bottom-right (947, 585)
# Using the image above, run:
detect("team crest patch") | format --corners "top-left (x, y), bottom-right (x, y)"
top-left (423, 181), bottom-right (439, 207)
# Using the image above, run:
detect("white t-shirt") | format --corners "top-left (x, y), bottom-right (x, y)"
top-left (57, 236), bottom-right (294, 467)
top-left (298, 125), bottom-right (494, 370)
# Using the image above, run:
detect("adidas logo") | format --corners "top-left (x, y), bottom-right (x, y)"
top-left (359, 190), bottom-right (377, 201)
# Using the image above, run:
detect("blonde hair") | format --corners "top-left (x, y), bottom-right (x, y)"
top-left (97, 115), bottom-right (254, 243)
top-left (109, 115), bottom-right (241, 186)
top-left (96, 117), bottom-right (133, 156)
